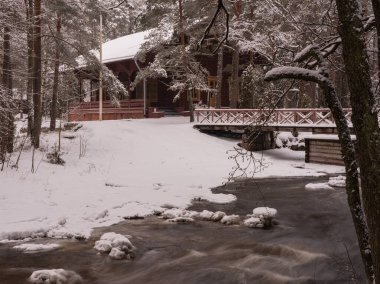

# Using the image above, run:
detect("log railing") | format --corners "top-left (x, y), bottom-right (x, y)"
top-left (194, 108), bottom-right (355, 126)
top-left (68, 99), bottom-right (145, 122)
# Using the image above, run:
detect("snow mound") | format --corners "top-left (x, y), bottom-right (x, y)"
top-left (198, 210), bottom-right (214, 220)
top-left (161, 208), bottom-right (199, 220)
top-left (94, 232), bottom-right (135, 260)
top-left (167, 217), bottom-right (194, 223)
top-left (252, 207), bottom-right (278, 218)
top-left (244, 217), bottom-right (264, 228)
top-left (197, 210), bottom-right (226, 222)
top-left (328, 175), bottom-right (346, 188)
top-left (220, 215), bottom-right (240, 225)
top-left (13, 243), bottom-right (60, 253)
top-left (305, 182), bottom-right (334, 191)
top-left (28, 269), bottom-right (83, 284)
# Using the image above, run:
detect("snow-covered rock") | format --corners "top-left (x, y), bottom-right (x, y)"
top-left (244, 217), bottom-right (264, 228)
top-left (109, 247), bottom-right (126, 260)
top-left (94, 232), bottom-right (135, 260)
top-left (220, 215), bottom-right (240, 225)
top-left (199, 210), bottom-right (214, 221)
top-left (28, 269), bottom-right (83, 284)
top-left (13, 243), bottom-right (60, 253)
top-left (246, 207), bottom-right (279, 229)
top-left (305, 182), bottom-right (334, 191)
top-left (252, 207), bottom-right (278, 219)
top-left (93, 240), bottom-right (113, 253)
top-left (328, 175), bottom-right (346, 188)
top-left (211, 211), bottom-right (226, 222)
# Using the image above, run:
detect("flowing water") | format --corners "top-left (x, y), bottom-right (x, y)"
top-left (0, 176), bottom-right (366, 283)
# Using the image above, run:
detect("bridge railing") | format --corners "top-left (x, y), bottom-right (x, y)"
top-left (194, 108), bottom-right (354, 126)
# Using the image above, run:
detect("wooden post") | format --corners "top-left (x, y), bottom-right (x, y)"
top-left (99, 13), bottom-right (103, 121)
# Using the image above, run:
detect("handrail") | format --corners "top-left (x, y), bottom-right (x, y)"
top-left (194, 108), bottom-right (355, 126)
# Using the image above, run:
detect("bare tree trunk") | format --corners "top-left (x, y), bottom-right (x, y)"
top-left (25, 0), bottom-right (34, 136)
top-left (336, 0), bottom-right (380, 282)
top-left (178, 0), bottom-right (194, 121)
top-left (265, 45), bottom-right (375, 282)
top-left (371, 0), bottom-right (380, 79)
top-left (2, 26), bottom-right (14, 153)
top-left (32, 0), bottom-right (42, 148)
top-left (50, 15), bottom-right (61, 131)
top-left (230, 46), bottom-right (239, 108)
top-left (216, 47), bottom-right (223, 108)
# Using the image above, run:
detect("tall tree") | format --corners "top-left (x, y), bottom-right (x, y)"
top-left (335, 0), bottom-right (380, 282)
top-left (32, 0), bottom-right (42, 148)
top-left (50, 14), bottom-right (62, 131)
top-left (2, 26), bottom-right (15, 153)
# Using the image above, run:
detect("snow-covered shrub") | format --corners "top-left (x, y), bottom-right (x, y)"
top-left (94, 232), bottom-right (135, 260)
top-left (275, 132), bottom-right (305, 151)
top-left (28, 269), bottom-right (83, 284)
top-left (46, 148), bottom-right (65, 165)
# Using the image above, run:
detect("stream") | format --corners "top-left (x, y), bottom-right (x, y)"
top-left (0, 176), bottom-right (366, 283)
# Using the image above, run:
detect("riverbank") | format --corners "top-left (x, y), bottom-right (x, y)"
top-left (0, 176), bottom-right (365, 283)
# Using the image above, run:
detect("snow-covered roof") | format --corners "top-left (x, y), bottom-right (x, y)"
top-left (101, 30), bottom-right (151, 64)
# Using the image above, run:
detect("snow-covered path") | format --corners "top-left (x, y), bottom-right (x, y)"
top-left (0, 117), bottom-right (344, 240)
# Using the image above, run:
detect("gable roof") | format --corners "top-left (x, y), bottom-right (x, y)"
top-left (101, 30), bottom-right (151, 64)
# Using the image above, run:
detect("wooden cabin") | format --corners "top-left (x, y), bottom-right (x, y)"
top-left (68, 30), bottom-right (267, 121)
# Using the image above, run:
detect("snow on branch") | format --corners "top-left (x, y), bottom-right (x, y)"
top-left (294, 44), bottom-right (319, 62)
top-left (264, 67), bottom-right (325, 84)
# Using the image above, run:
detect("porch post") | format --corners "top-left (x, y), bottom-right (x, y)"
top-left (99, 13), bottom-right (103, 121)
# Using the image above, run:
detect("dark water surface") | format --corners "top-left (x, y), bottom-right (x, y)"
top-left (0, 176), bottom-right (366, 284)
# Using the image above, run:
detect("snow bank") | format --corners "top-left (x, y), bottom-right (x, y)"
top-left (328, 175), bottom-right (346, 188)
top-left (94, 232), bottom-right (135, 260)
top-left (0, 117), bottom-right (344, 241)
top-left (13, 243), bottom-right (60, 253)
top-left (28, 269), bottom-right (83, 284)
top-left (305, 182), bottom-right (334, 191)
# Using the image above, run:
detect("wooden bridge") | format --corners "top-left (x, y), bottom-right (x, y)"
top-left (193, 108), bottom-right (355, 134)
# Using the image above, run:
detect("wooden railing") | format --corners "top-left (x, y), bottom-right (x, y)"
top-left (70, 99), bottom-right (144, 109)
top-left (194, 108), bottom-right (354, 126)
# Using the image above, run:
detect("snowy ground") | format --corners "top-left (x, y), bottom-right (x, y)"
top-left (0, 117), bottom-right (344, 241)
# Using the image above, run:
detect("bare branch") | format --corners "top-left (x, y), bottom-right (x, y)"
top-left (197, 0), bottom-right (229, 53)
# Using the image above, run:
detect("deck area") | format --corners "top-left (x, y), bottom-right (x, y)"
top-left (68, 99), bottom-right (145, 122)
